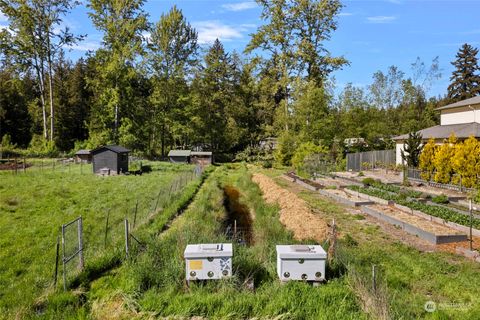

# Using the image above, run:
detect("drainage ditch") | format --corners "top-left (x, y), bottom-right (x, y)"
top-left (223, 186), bottom-right (254, 246)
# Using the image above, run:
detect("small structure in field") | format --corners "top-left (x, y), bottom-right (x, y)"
top-left (74, 149), bottom-right (91, 163)
top-left (168, 150), bottom-right (191, 163)
top-left (91, 145), bottom-right (130, 175)
top-left (191, 151), bottom-right (213, 165)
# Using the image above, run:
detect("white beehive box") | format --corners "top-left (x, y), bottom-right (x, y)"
top-left (184, 243), bottom-right (233, 280)
top-left (276, 245), bottom-right (327, 282)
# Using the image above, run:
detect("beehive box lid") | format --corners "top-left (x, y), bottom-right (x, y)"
top-left (276, 245), bottom-right (327, 259)
top-left (184, 243), bottom-right (233, 258)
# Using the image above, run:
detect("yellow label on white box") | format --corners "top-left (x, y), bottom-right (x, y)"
top-left (189, 260), bottom-right (203, 270)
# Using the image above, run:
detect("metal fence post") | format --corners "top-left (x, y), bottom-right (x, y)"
top-left (133, 200), bottom-right (139, 228)
top-left (62, 224), bottom-right (66, 291)
top-left (125, 219), bottom-right (129, 258)
top-left (372, 264), bottom-right (377, 293)
top-left (104, 210), bottom-right (110, 249)
top-left (54, 236), bottom-right (60, 286)
top-left (78, 217), bottom-right (84, 270)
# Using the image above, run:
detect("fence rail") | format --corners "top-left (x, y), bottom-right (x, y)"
top-left (406, 167), bottom-right (475, 193)
top-left (346, 150), bottom-right (396, 172)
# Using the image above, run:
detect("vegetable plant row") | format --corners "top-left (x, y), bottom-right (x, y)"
top-left (348, 185), bottom-right (480, 229)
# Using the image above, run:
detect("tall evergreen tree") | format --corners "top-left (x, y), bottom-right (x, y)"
top-left (148, 5), bottom-right (198, 157)
top-left (401, 131), bottom-right (423, 168)
top-left (87, 0), bottom-right (148, 145)
top-left (191, 39), bottom-right (236, 152)
top-left (447, 43), bottom-right (480, 102)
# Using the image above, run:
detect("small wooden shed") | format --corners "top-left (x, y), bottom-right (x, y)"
top-left (91, 145), bottom-right (130, 175)
top-left (191, 151), bottom-right (213, 165)
top-left (168, 150), bottom-right (191, 163)
top-left (74, 149), bottom-right (92, 163)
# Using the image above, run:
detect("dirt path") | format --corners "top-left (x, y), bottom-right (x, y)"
top-left (252, 173), bottom-right (328, 242)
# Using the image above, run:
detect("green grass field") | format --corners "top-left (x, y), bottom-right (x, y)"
top-left (0, 161), bottom-right (200, 318)
top-left (2, 163), bottom-right (480, 319)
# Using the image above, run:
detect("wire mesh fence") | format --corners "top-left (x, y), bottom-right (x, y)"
top-left (56, 164), bottom-right (204, 290)
top-left (406, 167), bottom-right (476, 192)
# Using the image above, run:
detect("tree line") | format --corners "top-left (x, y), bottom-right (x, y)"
top-left (1, 0), bottom-right (479, 162)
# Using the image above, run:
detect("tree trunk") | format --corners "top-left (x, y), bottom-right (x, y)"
top-left (47, 48), bottom-right (54, 142)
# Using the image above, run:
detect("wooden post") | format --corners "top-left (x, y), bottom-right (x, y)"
top-left (23, 157), bottom-right (26, 173)
top-left (372, 264), bottom-right (377, 293)
top-left (104, 210), bottom-right (110, 249)
top-left (53, 160), bottom-right (55, 171)
top-left (78, 217), bottom-right (84, 270)
top-left (14, 158), bottom-right (18, 175)
top-left (470, 200), bottom-right (473, 251)
top-left (54, 236), bottom-right (60, 286)
top-left (124, 219), bottom-right (130, 258)
top-left (234, 220), bottom-right (237, 240)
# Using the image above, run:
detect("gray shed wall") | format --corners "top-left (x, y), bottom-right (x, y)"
top-left (93, 150), bottom-right (129, 174)
top-left (169, 156), bottom-right (189, 163)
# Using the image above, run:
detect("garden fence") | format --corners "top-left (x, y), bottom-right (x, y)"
top-left (406, 167), bottom-right (475, 193)
top-left (346, 150), bottom-right (396, 172)
top-left (56, 165), bottom-right (203, 291)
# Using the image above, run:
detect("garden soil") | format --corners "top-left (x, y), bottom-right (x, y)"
top-left (252, 173), bottom-right (328, 242)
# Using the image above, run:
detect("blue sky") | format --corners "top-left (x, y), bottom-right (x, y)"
top-left (1, 0), bottom-right (480, 97)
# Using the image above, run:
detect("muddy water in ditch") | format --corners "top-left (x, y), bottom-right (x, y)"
top-left (223, 186), bottom-right (254, 246)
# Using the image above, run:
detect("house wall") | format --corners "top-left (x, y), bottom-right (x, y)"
top-left (396, 139), bottom-right (444, 165)
top-left (440, 105), bottom-right (480, 125)
top-left (93, 150), bottom-right (118, 173)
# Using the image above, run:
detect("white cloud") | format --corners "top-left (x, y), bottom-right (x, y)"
top-left (366, 16), bottom-right (397, 24)
top-left (193, 21), bottom-right (253, 45)
top-left (0, 9), bottom-right (7, 22)
top-left (68, 41), bottom-right (101, 52)
top-left (339, 12), bottom-right (354, 17)
top-left (221, 2), bottom-right (257, 12)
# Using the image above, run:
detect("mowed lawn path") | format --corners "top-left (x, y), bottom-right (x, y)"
top-left (0, 162), bottom-right (192, 316)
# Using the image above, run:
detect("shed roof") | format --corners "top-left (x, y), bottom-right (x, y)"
top-left (91, 145), bottom-right (130, 154)
top-left (168, 150), bottom-right (191, 157)
top-left (436, 96), bottom-right (480, 111)
top-left (75, 149), bottom-right (91, 155)
top-left (191, 151), bottom-right (212, 156)
top-left (393, 122), bottom-right (480, 141)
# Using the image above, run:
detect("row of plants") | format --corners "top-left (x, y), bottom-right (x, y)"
top-left (347, 185), bottom-right (480, 229)
top-left (361, 178), bottom-right (423, 198)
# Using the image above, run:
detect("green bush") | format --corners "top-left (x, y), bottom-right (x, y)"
top-left (362, 177), bottom-right (375, 187)
top-left (432, 194), bottom-right (449, 204)
top-left (291, 142), bottom-right (328, 177)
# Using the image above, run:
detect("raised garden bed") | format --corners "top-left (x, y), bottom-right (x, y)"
top-left (285, 172), bottom-right (324, 191)
top-left (318, 189), bottom-right (374, 207)
top-left (362, 205), bottom-right (468, 244)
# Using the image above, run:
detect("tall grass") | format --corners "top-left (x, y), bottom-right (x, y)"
top-left (49, 165), bottom-right (364, 319)
top-left (0, 161), bottom-right (198, 318)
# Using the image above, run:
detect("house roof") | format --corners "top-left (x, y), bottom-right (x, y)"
top-left (191, 151), bottom-right (212, 156)
top-left (75, 149), bottom-right (91, 155)
top-left (91, 145), bottom-right (130, 154)
top-left (168, 150), bottom-right (191, 157)
top-left (436, 96), bottom-right (480, 111)
top-left (393, 122), bottom-right (480, 141)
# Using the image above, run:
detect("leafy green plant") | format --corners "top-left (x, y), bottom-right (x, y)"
top-left (432, 194), bottom-right (449, 204)
top-left (362, 177), bottom-right (375, 187)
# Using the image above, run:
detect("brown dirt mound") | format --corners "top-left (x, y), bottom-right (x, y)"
top-left (252, 173), bottom-right (328, 242)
